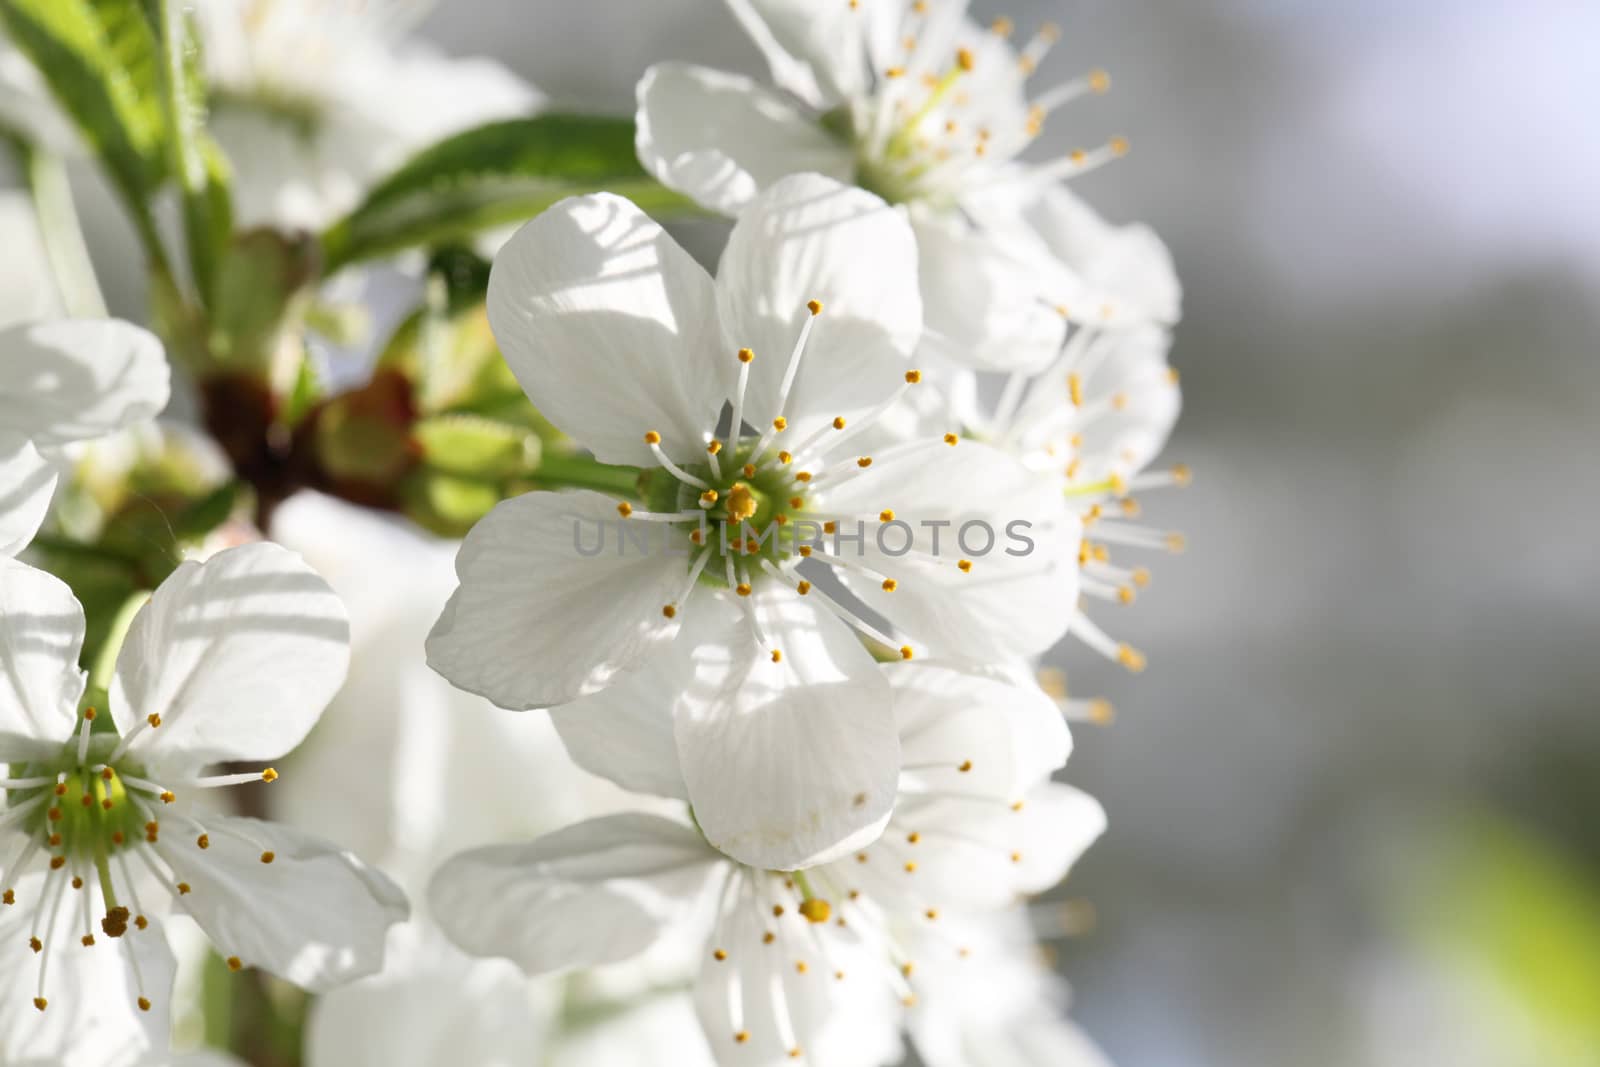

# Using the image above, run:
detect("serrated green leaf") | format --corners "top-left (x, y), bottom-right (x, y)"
top-left (318, 114), bottom-right (698, 273)
top-left (0, 0), bottom-right (167, 209)
top-left (414, 414), bottom-right (538, 480)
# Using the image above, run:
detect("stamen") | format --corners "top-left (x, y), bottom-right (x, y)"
top-left (190, 769), bottom-right (281, 789)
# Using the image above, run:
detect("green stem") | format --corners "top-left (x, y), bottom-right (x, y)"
top-left (22, 145), bottom-right (106, 318)
top-left (85, 590), bottom-right (149, 710)
top-left (534, 453), bottom-right (644, 497)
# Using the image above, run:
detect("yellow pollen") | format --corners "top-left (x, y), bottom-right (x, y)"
top-left (690, 529), bottom-right (705, 545)
top-left (1089, 69), bottom-right (1111, 93)
top-left (47, 808), bottom-right (62, 823)
top-left (260, 851), bottom-right (275, 865)
top-left (762, 932), bottom-right (775, 944)
top-left (772, 904), bottom-right (785, 917)
top-left (707, 440), bottom-right (722, 455)
top-left (135, 915), bottom-right (147, 929)
top-left (773, 417), bottom-right (788, 432)
top-left (795, 471), bottom-right (812, 482)
top-left (856, 457), bottom-right (872, 468)
top-left (835, 970), bottom-right (846, 980)
top-left (160, 792), bottom-right (175, 804)
top-left (926, 909), bottom-right (939, 920)
top-left (957, 559), bottom-right (973, 573)
top-left (700, 489), bottom-right (719, 505)
top-left (49, 856), bottom-right (65, 870)
top-left (735, 1031), bottom-right (750, 1044)
top-left (886, 65), bottom-right (906, 78)
top-left (881, 579), bottom-right (897, 592)
top-left (146, 713), bottom-right (161, 728)
top-left (822, 521), bottom-right (836, 534)
top-left (901, 962), bottom-right (915, 978)
top-left (788, 496), bottom-right (805, 509)
top-left (1067, 372), bottom-right (1084, 407)
top-left (1111, 136), bottom-right (1130, 156)
top-left (904, 369), bottom-right (922, 384)
top-left (71, 877), bottom-right (83, 890)
top-left (832, 416), bottom-right (846, 430)
top-left (177, 882), bottom-right (191, 895)
top-left (144, 821), bottom-right (158, 835)
top-left (1, 889), bottom-right (10, 905)
top-left (958, 760), bottom-right (973, 772)
top-left (197, 835), bottom-right (209, 849)
top-left (227, 957), bottom-right (242, 971)
top-left (796, 580), bottom-right (812, 595)
top-left (100, 768), bottom-right (113, 781)
top-left (1165, 532), bottom-right (1188, 552)
top-left (49, 833), bottom-right (60, 846)
top-left (33, 997), bottom-right (45, 1011)
top-left (30, 937), bottom-right (42, 953)
top-left (738, 347), bottom-right (754, 363)
top-left (83, 707), bottom-right (96, 721)
top-left (992, 15), bottom-right (1014, 36)
top-left (1011, 851), bottom-right (1023, 863)
top-left (907, 831), bottom-right (921, 845)
top-left (53, 783), bottom-right (65, 796)
top-left (904, 861), bottom-right (917, 873)
top-left (879, 509), bottom-right (895, 522)
top-left (662, 604), bottom-right (677, 619)
top-left (1173, 463), bottom-right (1193, 486)
top-left (795, 961), bottom-right (808, 974)
top-left (1118, 586), bottom-right (1136, 605)
top-left (1117, 644), bottom-right (1148, 673)
top-left (1012, 800), bottom-right (1025, 812)
top-left (714, 949), bottom-right (728, 961)
top-left (735, 583), bottom-right (752, 597)
top-left (807, 299), bottom-right (823, 315)
top-left (727, 484), bottom-right (758, 522)
top-left (100, 798), bottom-right (113, 811)
top-left (110, 831), bottom-right (123, 845)
top-left (80, 794), bottom-right (92, 808)
top-left (770, 649), bottom-right (782, 663)
top-left (943, 432), bottom-right (958, 446)
top-left (138, 997), bottom-right (151, 1012)
top-left (899, 646), bottom-right (914, 660)
top-left (81, 935), bottom-right (94, 946)
top-left (777, 450), bottom-right (792, 464)
top-left (742, 464), bottom-right (756, 478)
top-left (643, 430), bottom-right (661, 445)
top-left (798, 546), bottom-right (813, 557)
top-left (799, 899), bottom-right (831, 923)
top-left (1090, 700), bottom-right (1116, 725)
top-left (261, 768), bottom-right (278, 783)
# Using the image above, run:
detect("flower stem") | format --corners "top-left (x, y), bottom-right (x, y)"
top-left (84, 591), bottom-right (150, 718)
top-left (533, 453), bottom-right (644, 497)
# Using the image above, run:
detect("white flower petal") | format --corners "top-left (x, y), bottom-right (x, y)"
top-left (636, 63), bottom-right (853, 216)
top-left (0, 557), bottom-right (85, 757)
top-left (811, 439), bottom-right (1079, 661)
top-left (889, 662), bottom-right (1071, 799)
top-left (0, 439), bottom-right (58, 558)
top-left (0, 319), bottom-right (169, 448)
top-left (1028, 185), bottom-right (1182, 327)
top-left (723, 0), bottom-right (872, 109)
top-left (548, 609), bottom-right (741, 802)
top-left (426, 490), bottom-right (684, 710)
top-left (911, 209), bottom-right (1067, 374)
top-left (0, 191), bottom-right (63, 328)
top-left (429, 813), bottom-right (721, 975)
top-left (0, 873), bottom-right (176, 1066)
top-left (1011, 783), bottom-right (1106, 896)
top-left (159, 815), bottom-right (407, 992)
top-left (486, 194), bottom-right (728, 466)
top-left (675, 586), bottom-right (898, 870)
top-left (111, 543), bottom-right (350, 768)
top-left (717, 174), bottom-right (921, 439)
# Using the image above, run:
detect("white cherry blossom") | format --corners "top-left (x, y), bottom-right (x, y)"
top-left (426, 173), bottom-right (1078, 871)
top-left (1, 319), bottom-right (170, 559)
top-left (0, 544), bottom-right (406, 1029)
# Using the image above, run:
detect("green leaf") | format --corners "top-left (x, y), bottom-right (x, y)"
top-left (156, 0), bottom-right (233, 307)
top-left (0, 0), bottom-right (167, 214)
top-left (171, 480), bottom-right (239, 541)
top-left (319, 114), bottom-right (698, 273)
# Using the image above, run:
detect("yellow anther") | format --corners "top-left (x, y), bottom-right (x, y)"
top-left (886, 66), bottom-right (906, 78)
top-left (1090, 700), bottom-right (1117, 725)
top-left (899, 645), bottom-right (914, 660)
top-left (146, 714), bottom-right (161, 728)
top-left (83, 707), bottom-right (96, 722)
top-left (943, 432), bottom-right (959, 446)
top-left (49, 857), bottom-right (65, 870)
top-left (261, 768), bottom-right (278, 783)
top-left (134, 915), bottom-right (147, 930)
top-left (197, 834), bottom-right (209, 850)
top-left (1, 889), bottom-right (11, 905)
top-left (110, 831), bottom-right (123, 845)
top-left (807, 299), bottom-right (823, 316)
top-left (795, 471), bottom-right (812, 482)
top-left (958, 760), bottom-right (973, 772)
top-left (991, 15), bottom-right (1014, 36)
top-left (1117, 644), bottom-right (1148, 673)
top-left (957, 559), bottom-right (972, 573)
top-left (736, 583), bottom-right (752, 597)
top-left (1089, 69), bottom-right (1111, 93)
top-left (905, 369), bottom-right (922, 384)
top-left (160, 792), bottom-right (175, 804)
top-left (53, 783), bottom-right (65, 796)
top-left (1165, 532), bottom-right (1188, 552)
top-left (762, 932), bottom-right (776, 944)
top-left (714, 948), bottom-right (728, 961)
top-left (138, 997), bottom-right (151, 1012)
top-left (856, 457), bottom-right (872, 468)
top-left (71, 876), bottom-right (83, 889)
top-left (662, 604), bottom-right (677, 619)
top-left (796, 580), bottom-right (812, 595)
top-left (832, 416), bottom-right (846, 430)
top-left (773, 417), bottom-right (788, 432)
top-left (795, 961), bottom-right (808, 974)
top-left (742, 463), bottom-right (756, 478)
top-left (616, 502), bottom-right (633, 518)
top-left (798, 546), bottom-right (813, 557)
top-left (1110, 135), bottom-right (1130, 156)
top-left (799, 899), bottom-right (831, 923)
top-left (925, 909), bottom-right (939, 920)
top-left (100, 767), bottom-right (113, 781)
top-left (957, 48), bottom-right (975, 71)
top-left (690, 529), bottom-right (705, 545)
top-left (33, 997), bottom-right (45, 1011)
top-left (735, 1032), bottom-right (750, 1044)
top-left (770, 649), bottom-right (782, 663)
top-left (879, 509), bottom-right (895, 522)
top-left (226, 956), bottom-right (242, 971)
top-left (907, 832), bottom-right (921, 844)
top-left (788, 496), bottom-right (805, 509)
top-left (643, 430), bottom-right (661, 445)
top-left (30, 937), bottom-right (42, 953)
top-left (1067, 372), bottom-right (1084, 407)
top-left (81, 935), bottom-right (94, 946)
top-left (738, 347), bottom-right (754, 363)
top-left (1118, 586), bottom-right (1136, 605)
top-left (707, 440), bottom-right (722, 455)
top-left (700, 489), bottom-right (719, 505)
top-left (1010, 851), bottom-right (1023, 863)
top-left (778, 450), bottom-right (792, 464)
top-left (177, 882), bottom-right (191, 895)
top-left (772, 904), bottom-right (785, 917)
top-left (1173, 463), bottom-right (1193, 487)
top-left (1070, 148), bottom-right (1087, 164)
top-left (881, 579), bottom-right (897, 592)
top-left (901, 962), bottom-right (915, 977)
top-left (47, 808), bottom-right (62, 823)
top-left (260, 850), bottom-right (275, 865)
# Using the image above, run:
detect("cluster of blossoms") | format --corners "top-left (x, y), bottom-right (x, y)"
top-left (0, 0), bottom-right (1189, 1064)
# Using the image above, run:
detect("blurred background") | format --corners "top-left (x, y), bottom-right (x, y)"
top-left (55, 0), bottom-right (1600, 1064)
